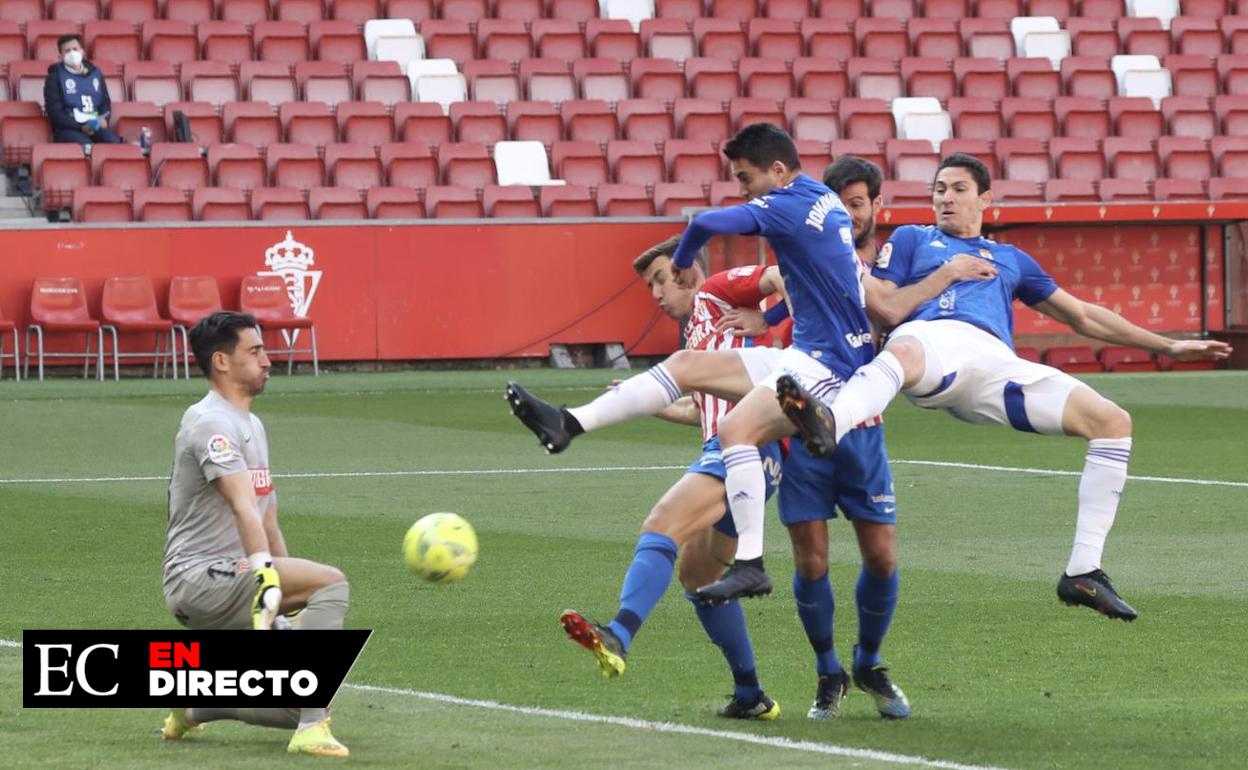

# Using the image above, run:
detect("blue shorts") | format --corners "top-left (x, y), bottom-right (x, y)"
top-left (686, 436), bottom-right (784, 538)
top-left (778, 424), bottom-right (897, 527)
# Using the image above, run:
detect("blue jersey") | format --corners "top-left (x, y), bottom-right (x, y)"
top-left (54, 65), bottom-right (107, 117)
top-left (739, 174), bottom-right (874, 379)
top-left (872, 225), bottom-right (1058, 347)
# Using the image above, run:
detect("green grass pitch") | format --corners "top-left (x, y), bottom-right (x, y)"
top-left (1, 370), bottom-right (1245, 769)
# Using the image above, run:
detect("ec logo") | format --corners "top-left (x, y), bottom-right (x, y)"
top-left (33, 643), bottom-right (119, 696)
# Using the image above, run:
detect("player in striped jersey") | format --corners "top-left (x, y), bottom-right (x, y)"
top-left (556, 236), bottom-right (789, 719)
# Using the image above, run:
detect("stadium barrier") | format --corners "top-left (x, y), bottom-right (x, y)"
top-left (1, 202), bottom-right (1243, 368)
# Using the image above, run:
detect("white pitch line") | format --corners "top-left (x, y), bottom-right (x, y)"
top-left (342, 682), bottom-right (1011, 770)
top-left (1, 460), bottom-right (1245, 488)
top-left (0, 639), bottom-right (1008, 769)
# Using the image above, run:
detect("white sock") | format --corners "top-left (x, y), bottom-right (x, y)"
top-left (723, 445), bottom-right (767, 560)
top-left (1066, 437), bottom-right (1132, 576)
top-left (829, 352), bottom-right (905, 441)
top-left (566, 363), bottom-right (680, 433)
top-left (298, 707), bottom-right (328, 730)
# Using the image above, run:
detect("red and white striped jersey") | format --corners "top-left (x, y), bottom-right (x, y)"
top-left (685, 265), bottom-right (771, 442)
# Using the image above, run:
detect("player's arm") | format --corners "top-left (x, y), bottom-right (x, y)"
top-left (654, 396), bottom-right (702, 427)
top-left (1032, 289), bottom-right (1232, 361)
top-left (714, 266), bottom-right (789, 335)
top-left (864, 254), bottom-right (997, 327)
top-left (671, 207), bottom-right (761, 286)
top-left (212, 472), bottom-right (282, 629)
top-left (261, 499), bottom-right (288, 559)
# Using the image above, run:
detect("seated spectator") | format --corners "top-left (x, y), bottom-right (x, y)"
top-left (44, 34), bottom-right (122, 146)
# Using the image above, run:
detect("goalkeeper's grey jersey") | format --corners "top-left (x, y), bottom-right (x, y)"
top-left (163, 390), bottom-right (274, 587)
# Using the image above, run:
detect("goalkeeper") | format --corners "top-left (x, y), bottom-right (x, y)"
top-left (160, 311), bottom-right (351, 758)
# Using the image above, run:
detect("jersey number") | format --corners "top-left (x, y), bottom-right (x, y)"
top-left (79, 95), bottom-right (94, 113)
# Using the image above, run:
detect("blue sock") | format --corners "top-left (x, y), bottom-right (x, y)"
top-left (607, 531), bottom-right (677, 652)
top-left (854, 567), bottom-right (899, 670)
top-left (792, 571), bottom-right (842, 676)
top-left (686, 591), bottom-right (762, 704)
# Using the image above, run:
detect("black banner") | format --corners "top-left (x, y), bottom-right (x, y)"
top-left (22, 630), bottom-right (370, 708)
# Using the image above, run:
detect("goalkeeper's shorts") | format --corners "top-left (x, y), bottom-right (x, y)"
top-left (163, 557), bottom-right (256, 630)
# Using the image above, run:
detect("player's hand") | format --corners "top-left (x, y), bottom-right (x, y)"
top-left (941, 254), bottom-right (997, 282)
top-left (1166, 338), bottom-right (1232, 361)
top-left (251, 566), bottom-right (283, 630)
top-left (713, 308), bottom-right (769, 336)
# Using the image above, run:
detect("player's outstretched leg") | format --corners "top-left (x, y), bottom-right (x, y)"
top-left (1056, 569), bottom-right (1137, 621)
top-left (851, 645), bottom-right (911, 719)
top-left (505, 381), bottom-right (581, 453)
top-left (560, 609), bottom-right (627, 678)
top-left (695, 560), bottom-right (773, 605)
top-left (776, 375), bottom-right (838, 458)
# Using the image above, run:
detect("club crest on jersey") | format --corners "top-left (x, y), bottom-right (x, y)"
top-left (877, 242), bottom-right (893, 268)
top-left (65, 79), bottom-right (76, 93)
top-left (979, 248), bottom-right (994, 260)
top-left (206, 435), bottom-right (232, 464)
top-left (92, 78), bottom-right (100, 90)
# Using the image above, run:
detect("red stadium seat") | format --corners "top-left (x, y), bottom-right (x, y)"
top-left (197, 21), bottom-right (253, 68)
top-left (507, 101), bottom-right (563, 147)
top-left (1212, 135), bottom-right (1248, 177)
top-left (856, 18), bottom-right (909, 61)
top-left (294, 61), bottom-right (350, 107)
top-left (74, 186), bottom-right (133, 223)
top-left (694, 18), bottom-right (749, 62)
top-left (829, 138), bottom-right (884, 172)
top-left (192, 187), bottom-right (251, 221)
top-left (1010, 57), bottom-right (1062, 101)
top-left (655, 182), bottom-right (710, 215)
top-left (282, 101), bottom-right (338, 148)
top-left (910, 19), bottom-right (962, 60)
top-left (395, 102), bottom-right (452, 149)
top-left (309, 187), bottom-right (367, 220)
top-left (238, 273), bottom-right (318, 375)
top-left (150, 144), bottom-right (207, 194)
top-left (162, 102), bottom-right (222, 145)
top-left (533, 19), bottom-right (587, 60)
top-left (255, 21), bottom-right (310, 65)
top-left (1065, 17), bottom-right (1118, 59)
top-left (549, 0), bottom-right (600, 23)
top-left (730, 96), bottom-right (786, 133)
top-left (1002, 97), bottom-right (1057, 140)
top-left (575, 58), bottom-right (629, 103)
top-left (1080, 0), bottom-right (1125, 17)
top-left (123, 61), bottom-right (181, 112)
top-left (325, 143), bottom-right (383, 192)
top-left (802, 18), bottom-right (855, 62)
top-left (367, 187), bottom-right (425, 219)
top-left (521, 58), bottom-right (576, 103)
top-left (1044, 346), bottom-right (1103, 373)
top-left (1172, 16), bottom-right (1223, 58)
top-left (1165, 54), bottom-right (1219, 99)
top-left (540, 184), bottom-right (597, 217)
top-left (1097, 179), bottom-right (1152, 201)
top-left (25, 276), bottom-right (104, 381)
top-left (952, 59), bottom-right (1008, 105)
top-left (439, 142), bottom-right (495, 188)
top-left (483, 185), bottom-right (540, 218)
top-left (793, 58), bottom-right (850, 99)
top-left (1099, 346), bottom-right (1159, 372)
top-left (551, 140), bottom-right (608, 187)
top-left (997, 138), bottom-right (1051, 183)
top-left (276, 0), bottom-right (328, 25)
top-left (839, 98), bottom-right (893, 142)
top-left (1109, 96), bottom-right (1164, 140)
top-left (34, 144), bottom-right (89, 213)
top-left (815, 0), bottom-right (864, 20)
top-left (1103, 137), bottom-right (1160, 181)
top-left (332, 0), bottom-right (382, 24)
top-left (380, 142), bottom-right (439, 189)
top-left (1015, 346), bottom-right (1041, 363)
top-left (142, 20), bottom-right (197, 65)
top-left (208, 142), bottom-right (267, 192)
top-left (1215, 94), bottom-right (1248, 134)
top-left (355, 62), bottom-right (410, 110)
top-left (902, 57), bottom-right (957, 101)
top-left (561, 99), bottom-right (618, 144)
top-left (336, 101), bottom-right (394, 148)
top-left (886, 139), bottom-right (939, 182)
top-left (712, 0), bottom-right (761, 21)
top-left (166, 275), bottom-right (223, 373)
top-left (587, 19), bottom-right (641, 64)
top-left (940, 138), bottom-right (998, 177)
top-left (1209, 177), bottom-right (1248, 199)
top-left (1159, 136), bottom-right (1214, 178)
top-left (450, 101), bottom-right (507, 145)
top-left (422, 20), bottom-right (476, 65)
top-left (685, 57), bottom-right (742, 101)
top-left (1061, 56), bottom-right (1117, 100)
top-left (1044, 179), bottom-right (1099, 201)
top-left (740, 58), bottom-right (795, 100)
top-left (881, 180), bottom-right (931, 206)
top-left (848, 57), bottom-right (903, 100)
top-left (250, 187), bottom-right (310, 221)
top-left (268, 143), bottom-right (325, 192)
top-left (165, 0), bottom-right (213, 24)
top-left (220, 0), bottom-right (269, 25)
top-left (675, 97), bottom-right (731, 142)
top-left (630, 58), bottom-right (686, 104)
top-left (785, 97), bottom-right (840, 142)
top-left (425, 185), bottom-right (484, 218)
top-left (749, 19), bottom-right (803, 61)
top-left (91, 144), bottom-right (150, 195)
top-left (665, 139), bottom-right (723, 184)
top-left (181, 61), bottom-right (240, 112)
top-left (0, 1), bottom-right (43, 27)
top-left (1122, 18), bottom-right (1172, 58)
top-left (497, 0), bottom-right (544, 22)
top-left (0, 110), bottom-right (50, 169)
top-left (1162, 96), bottom-right (1216, 140)
top-left (29, 21), bottom-right (78, 61)
top-left (1158, 353), bottom-right (1217, 371)
top-left (617, 99), bottom-right (672, 143)
top-left (960, 19), bottom-right (1013, 62)
top-left (477, 19), bottom-right (533, 61)
top-left (709, 180), bottom-right (746, 206)
top-left (1056, 96), bottom-right (1111, 139)
top-left (86, 21), bottom-right (141, 63)
top-left (1152, 177), bottom-right (1207, 200)
top-left (947, 96), bottom-right (1003, 141)
top-left (309, 20), bottom-right (365, 62)
top-left (0, 21), bottom-right (25, 64)
top-left (133, 187), bottom-right (192, 222)
top-left (1050, 137), bottom-right (1105, 182)
top-left (797, 139), bottom-right (833, 175)
top-left (608, 139), bottom-right (666, 186)
top-left (596, 183), bottom-right (656, 216)
top-left (224, 101), bottom-right (281, 150)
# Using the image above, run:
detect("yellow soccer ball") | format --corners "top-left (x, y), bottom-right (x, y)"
top-left (402, 512), bottom-right (479, 583)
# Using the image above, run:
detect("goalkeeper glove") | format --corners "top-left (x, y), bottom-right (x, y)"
top-left (250, 559), bottom-right (282, 630)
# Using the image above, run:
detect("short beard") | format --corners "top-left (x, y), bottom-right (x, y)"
top-left (854, 219), bottom-right (876, 250)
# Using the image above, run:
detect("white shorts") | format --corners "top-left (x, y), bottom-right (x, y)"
top-left (759, 346), bottom-right (843, 406)
top-left (888, 319), bottom-right (1082, 436)
top-left (736, 344), bottom-right (784, 387)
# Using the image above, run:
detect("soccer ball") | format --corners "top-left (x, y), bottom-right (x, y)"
top-left (403, 512), bottom-right (479, 583)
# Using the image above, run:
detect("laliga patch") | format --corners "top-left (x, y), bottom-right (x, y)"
top-left (877, 242), bottom-right (893, 269)
top-left (206, 434), bottom-right (233, 465)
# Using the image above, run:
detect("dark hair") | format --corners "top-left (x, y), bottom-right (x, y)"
top-left (57, 34), bottom-right (83, 54)
top-left (936, 153), bottom-right (992, 194)
top-left (722, 123), bottom-right (801, 173)
top-left (633, 234), bottom-right (683, 274)
top-left (823, 155), bottom-right (883, 200)
top-left (190, 311), bottom-right (259, 377)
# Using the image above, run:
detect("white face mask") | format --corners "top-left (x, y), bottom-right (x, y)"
top-left (63, 50), bottom-right (83, 69)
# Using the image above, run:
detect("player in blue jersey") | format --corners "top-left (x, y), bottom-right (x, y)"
top-left (44, 34), bottom-right (122, 146)
top-left (778, 153), bottom-right (1232, 622)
